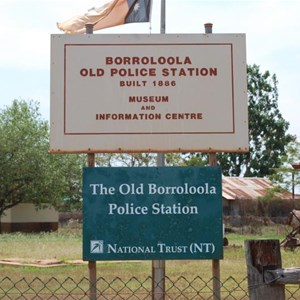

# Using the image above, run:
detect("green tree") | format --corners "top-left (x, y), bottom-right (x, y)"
top-left (270, 139), bottom-right (300, 196)
top-left (94, 153), bottom-right (190, 167)
top-left (0, 100), bottom-right (85, 221)
top-left (188, 64), bottom-right (293, 176)
top-left (95, 153), bottom-right (157, 167)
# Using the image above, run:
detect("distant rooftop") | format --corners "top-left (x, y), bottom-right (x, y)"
top-left (222, 177), bottom-right (292, 201)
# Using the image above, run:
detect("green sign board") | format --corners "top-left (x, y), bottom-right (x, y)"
top-left (83, 166), bottom-right (223, 261)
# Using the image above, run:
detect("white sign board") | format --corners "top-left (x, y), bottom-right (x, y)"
top-left (50, 34), bottom-right (248, 153)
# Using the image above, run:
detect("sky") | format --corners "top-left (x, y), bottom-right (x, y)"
top-left (0, 0), bottom-right (299, 139)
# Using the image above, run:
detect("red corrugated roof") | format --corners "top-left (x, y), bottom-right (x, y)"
top-left (222, 177), bottom-right (292, 200)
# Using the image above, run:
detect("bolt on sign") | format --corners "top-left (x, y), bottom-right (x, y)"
top-left (50, 34), bottom-right (248, 153)
top-left (82, 166), bottom-right (223, 261)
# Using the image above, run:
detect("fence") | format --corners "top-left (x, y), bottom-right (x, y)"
top-left (246, 239), bottom-right (300, 300)
top-left (1, 275), bottom-right (300, 299)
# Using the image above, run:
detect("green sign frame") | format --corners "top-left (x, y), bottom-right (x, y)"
top-left (83, 166), bottom-right (223, 261)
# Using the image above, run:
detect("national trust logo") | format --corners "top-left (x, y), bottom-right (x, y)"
top-left (90, 240), bottom-right (104, 254)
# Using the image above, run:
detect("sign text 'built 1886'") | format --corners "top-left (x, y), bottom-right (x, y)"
top-left (50, 34), bottom-right (248, 153)
top-left (82, 166), bottom-right (223, 261)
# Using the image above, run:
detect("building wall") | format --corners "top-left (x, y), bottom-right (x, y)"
top-left (1, 203), bottom-right (58, 233)
top-left (223, 198), bottom-right (239, 217)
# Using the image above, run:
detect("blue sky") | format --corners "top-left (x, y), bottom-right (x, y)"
top-left (0, 0), bottom-right (299, 138)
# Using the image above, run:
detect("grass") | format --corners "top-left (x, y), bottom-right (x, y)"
top-left (0, 228), bottom-right (82, 261)
top-left (1, 224), bottom-right (300, 298)
top-left (1, 224), bottom-right (299, 279)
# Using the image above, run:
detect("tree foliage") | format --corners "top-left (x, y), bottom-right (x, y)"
top-left (95, 153), bottom-right (157, 167)
top-left (269, 139), bottom-right (300, 194)
top-left (0, 100), bottom-right (85, 218)
top-left (198, 64), bottom-right (292, 177)
top-left (94, 153), bottom-right (194, 167)
top-left (181, 65), bottom-right (293, 176)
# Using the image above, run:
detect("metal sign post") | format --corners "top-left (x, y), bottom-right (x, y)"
top-left (152, 155), bottom-right (165, 300)
top-left (153, 1), bottom-right (166, 297)
top-left (205, 22), bottom-right (221, 300)
top-left (88, 153), bottom-right (97, 300)
top-left (86, 24), bottom-right (97, 300)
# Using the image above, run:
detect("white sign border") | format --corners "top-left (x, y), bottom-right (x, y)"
top-left (50, 34), bottom-right (248, 153)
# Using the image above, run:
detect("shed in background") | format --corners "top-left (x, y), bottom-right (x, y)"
top-left (222, 177), bottom-right (294, 224)
top-left (0, 203), bottom-right (58, 233)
